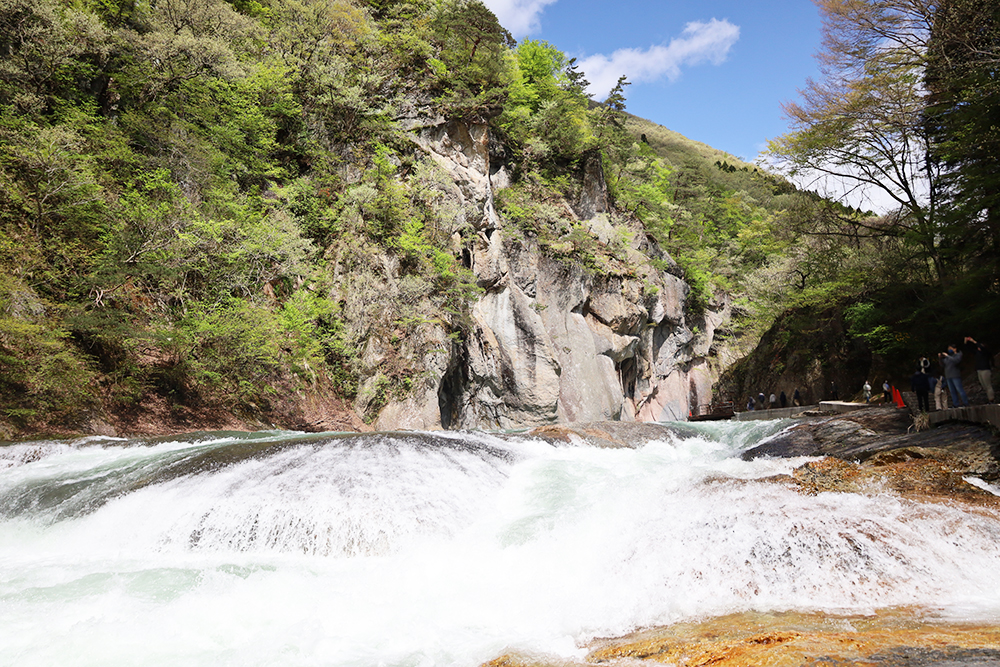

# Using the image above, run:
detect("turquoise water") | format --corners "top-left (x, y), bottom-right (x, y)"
top-left (1, 422), bottom-right (999, 666)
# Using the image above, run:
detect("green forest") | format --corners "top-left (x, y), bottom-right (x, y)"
top-left (722, 0), bottom-right (1000, 402)
top-left (0, 0), bottom-right (997, 434)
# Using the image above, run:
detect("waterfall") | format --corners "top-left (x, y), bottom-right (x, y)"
top-left (2, 422), bottom-right (999, 666)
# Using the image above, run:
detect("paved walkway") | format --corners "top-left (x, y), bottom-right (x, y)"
top-left (734, 400), bottom-right (876, 421)
top-left (734, 405), bottom-right (819, 421)
top-left (734, 396), bottom-right (1000, 431)
top-left (927, 403), bottom-right (1000, 430)
top-left (898, 389), bottom-right (1000, 429)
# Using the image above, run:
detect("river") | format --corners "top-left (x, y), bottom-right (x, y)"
top-left (1, 421), bottom-right (999, 666)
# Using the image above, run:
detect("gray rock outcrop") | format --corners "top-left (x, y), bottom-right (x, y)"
top-left (742, 407), bottom-right (1000, 482)
top-left (363, 117), bottom-right (728, 431)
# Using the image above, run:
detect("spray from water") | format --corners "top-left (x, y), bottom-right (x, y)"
top-left (1, 423), bottom-right (998, 666)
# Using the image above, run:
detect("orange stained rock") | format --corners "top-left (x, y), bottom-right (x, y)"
top-left (588, 624), bottom-right (1000, 666)
top-left (483, 611), bottom-right (1000, 667)
top-left (783, 456), bottom-right (1000, 508)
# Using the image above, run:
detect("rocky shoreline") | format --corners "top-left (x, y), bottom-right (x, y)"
top-left (744, 407), bottom-right (1000, 504)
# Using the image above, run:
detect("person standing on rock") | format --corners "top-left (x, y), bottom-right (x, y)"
top-left (758, 392), bottom-right (766, 410)
top-left (933, 369), bottom-right (947, 410)
top-left (830, 381), bottom-right (838, 400)
top-left (940, 345), bottom-right (970, 407)
top-left (863, 381), bottom-right (872, 403)
top-left (747, 397), bottom-right (755, 411)
top-left (793, 389), bottom-right (802, 406)
top-left (965, 337), bottom-right (994, 403)
top-left (769, 392), bottom-right (777, 409)
top-left (910, 367), bottom-right (931, 412)
top-left (779, 391), bottom-right (787, 408)
top-left (882, 380), bottom-right (891, 403)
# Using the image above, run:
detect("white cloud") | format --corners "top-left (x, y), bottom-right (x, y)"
top-left (482, 0), bottom-right (558, 37)
top-left (578, 18), bottom-right (741, 99)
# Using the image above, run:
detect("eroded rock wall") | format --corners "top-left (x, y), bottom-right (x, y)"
top-left (370, 117), bottom-right (729, 430)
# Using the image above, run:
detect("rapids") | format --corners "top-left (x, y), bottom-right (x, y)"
top-left (1, 421), bottom-right (999, 666)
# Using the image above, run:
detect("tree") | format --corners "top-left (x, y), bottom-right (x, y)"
top-left (429, 0), bottom-right (513, 113)
top-left (511, 39), bottom-right (565, 112)
top-left (767, 0), bottom-right (947, 280)
top-left (431, 0), bottom-right (512, 66)
top-left (0, 0), bottom-right (110, 115)
top-left (597, 75), bottom-right (629, 129)
top-left (925, 0), bottom-right (1000, 265)
top-left (592, 75), bottom-right (630, 156)
top-left (563, 57), bottom-right (589, 96)
top-left (493, 39), bottom-right (594, 163)
top-left (592, 75), bottom-right (632, 186)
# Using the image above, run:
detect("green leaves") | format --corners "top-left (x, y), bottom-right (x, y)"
top-left (495, 39), bottom-right (594, 168)
top-left (925, 0), bottom-right (1000, 273)
top-left (177, 206), bottom-right (315, 303)
top-left (430, 0), bottom-right (511, 74)
top-left (426, 0), bottom-right (513, 116)
top-left (0, 0), bottom-right (111, 115)
top-left (2, 0), bottom-right (845, 429)
top-left (0, 275), bottom-right (97, 425)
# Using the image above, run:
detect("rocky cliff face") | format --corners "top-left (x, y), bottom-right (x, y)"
top-left (365, 116), bottom-right (728, 431)
top-left (715, 303), bottom-right (876, 407)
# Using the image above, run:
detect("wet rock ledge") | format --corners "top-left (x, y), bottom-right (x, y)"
top-left (742, 406), bottom-right (1000, 504)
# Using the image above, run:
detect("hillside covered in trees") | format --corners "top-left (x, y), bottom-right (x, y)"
top-left (1, 0), bottom-right (997, 436)
top-left (720, 0), bottom-right (1000, 405)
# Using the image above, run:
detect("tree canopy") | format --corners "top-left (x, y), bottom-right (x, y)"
top-left (764, 0), bottom-right (1000, 374)
top-left (925, 0), bottom-right (1000, 272)
top-left (767, 0), bottom-right (947, 280)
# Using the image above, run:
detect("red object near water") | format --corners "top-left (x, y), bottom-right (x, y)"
top-left (893, 386), bottom-right (906, 408)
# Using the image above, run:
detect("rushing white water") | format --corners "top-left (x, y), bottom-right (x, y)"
top-left (2, 421), bottom-right (999, 666)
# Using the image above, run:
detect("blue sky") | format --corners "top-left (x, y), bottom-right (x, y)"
top-left (483, 0), bottom-right (824, 162)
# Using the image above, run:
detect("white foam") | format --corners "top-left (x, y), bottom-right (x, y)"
top-left (964, 476), bottom-right (1000, 496)
top-left (1, 426), bottom-right (999, 666)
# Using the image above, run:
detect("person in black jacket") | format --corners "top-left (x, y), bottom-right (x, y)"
top-left (910, 367), bottom-right (931, 412)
